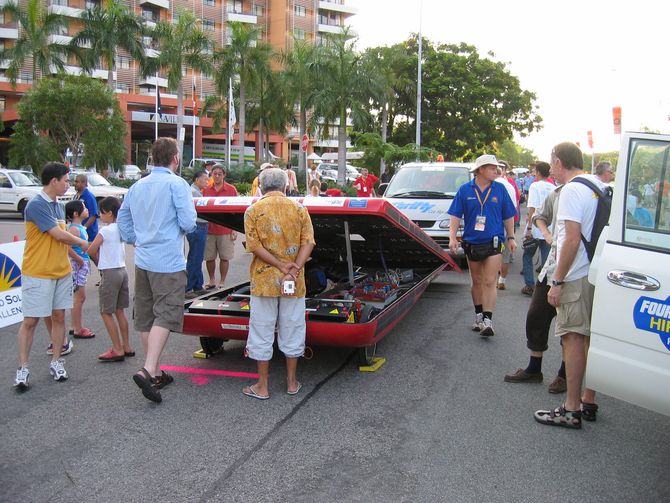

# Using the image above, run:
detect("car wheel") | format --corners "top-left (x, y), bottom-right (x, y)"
top-left (18, 199), bottom-right (28, 218)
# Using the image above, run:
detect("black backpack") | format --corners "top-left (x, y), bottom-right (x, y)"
top-left (570, 177), bottom-right (613, 261)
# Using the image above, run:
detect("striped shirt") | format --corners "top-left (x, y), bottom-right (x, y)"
top-left (117, 167), bottom-right (196, 273)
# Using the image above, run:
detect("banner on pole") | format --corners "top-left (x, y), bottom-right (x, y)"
top-left (612, 106), bottom-right (622, 135)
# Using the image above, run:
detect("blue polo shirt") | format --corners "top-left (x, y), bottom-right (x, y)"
top-left (448, 178), bottom-right (517, 244)
top-left (79, 187), bottom-right (99, 242)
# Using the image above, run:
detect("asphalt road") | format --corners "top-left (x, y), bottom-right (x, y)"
top-left (0, 215), bottom-right (668, 502)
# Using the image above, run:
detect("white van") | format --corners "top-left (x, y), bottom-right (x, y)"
top-left (586, 131), bottom-right (670, 416)
top-left (381, 161), bottom-right (472, 258)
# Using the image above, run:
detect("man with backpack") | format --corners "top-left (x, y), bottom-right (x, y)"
top-left (534, 142), bottom-right (610, 429)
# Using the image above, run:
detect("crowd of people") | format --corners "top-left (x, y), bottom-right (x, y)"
top-left (13, 138), bottom-right (611, 425)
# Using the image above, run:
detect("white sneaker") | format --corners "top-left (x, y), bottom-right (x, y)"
top-left (49, 359), bottom-right (68, 381)
top-left (471, 313), bottom-right (484, 332)
top-left (480, 317), bottom-right (495, 337)
top-left (46, 339), bottom-right (73, 356)
top-left (14, 367), bottom-right (30, 390)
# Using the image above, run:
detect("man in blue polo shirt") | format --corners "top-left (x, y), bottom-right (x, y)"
top-left (448, 154), bottom-right (517, 337)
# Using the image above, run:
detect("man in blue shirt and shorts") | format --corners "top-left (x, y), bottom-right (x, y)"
top-left (448, 154), bottom-right (517, 337)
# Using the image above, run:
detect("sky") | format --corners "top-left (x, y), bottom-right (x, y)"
top-left (347, 0), bottom-right (670, 160)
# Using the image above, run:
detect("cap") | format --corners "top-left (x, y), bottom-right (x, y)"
top-left (259, 162), bottom-right (274, 171)
top-left (471, 154), bottom-right (504, 172)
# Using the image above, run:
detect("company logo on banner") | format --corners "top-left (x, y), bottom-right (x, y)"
top-left (633, 296), bottom-right (670, 352)
top-left (0, 240), bottom-right (25, 328)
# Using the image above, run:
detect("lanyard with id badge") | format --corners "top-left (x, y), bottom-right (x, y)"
top-left (474, 185), bottom-right (492, 232)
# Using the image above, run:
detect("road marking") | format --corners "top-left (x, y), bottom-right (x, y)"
top-left (160, 364), bottom-right (259, 379)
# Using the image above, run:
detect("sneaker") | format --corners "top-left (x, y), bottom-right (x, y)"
top-left (521, 285), bottom-right (534, 296)
top-left (471, 313), bottom-right (484, 332)
top-left (504, 368), bottom-right (543, 383)
top-left (49, 359), bottom-right (68, 382)
top-left (46, 339), bottom-right (73, 356)
top-left (14, 367), bottom-right (30, 390)
top-left (480, 317), bottom-right (495, 337)
top-left (548, 375), bottom-right (567, 394)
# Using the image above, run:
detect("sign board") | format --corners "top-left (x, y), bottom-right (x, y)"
top-left (0, 240), bottom-right (25, 328)
top-left (130, 111), bottom-right (200, 126)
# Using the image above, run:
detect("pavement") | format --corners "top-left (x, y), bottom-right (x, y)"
top-left (0, 216), bottom-right (668, 502)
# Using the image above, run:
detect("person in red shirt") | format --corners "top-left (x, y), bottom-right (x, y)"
top-left (352, 168), bottom-right (379, 197)
top-left (202, 164), bottom-right (238, 289)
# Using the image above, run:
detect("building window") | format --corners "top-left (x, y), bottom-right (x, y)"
top-left (252, 4), bottom-right (263, 16)
top-left (0, 97), bottom-right (5, 112)
top-left (141, 7), bottom-right (158, 23)
top-left (117, 56), bottom-right (131, 69)
top-left (227, 0), bottom-right (242, 13)
top-left (85, 0), bottom-right (100, 9)
top-left (116, 83), bottom-right (130, 93)
top-left (293, 28), bottom-right (305, 40)
top-left (56, 21), bottom-right (69, 36)
top-left (204, 0), bottom-right (215, 5)
top-left (0, 13), bottom-right (4, 24)
top-left (52, 0), bottom-right (68, 6)
top-left (202, 19), bottom-right (215, 32)
top-left (295, 5), bottom-right (306, 17)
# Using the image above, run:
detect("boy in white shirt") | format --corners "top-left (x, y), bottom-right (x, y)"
top-left (87, 196), bottom-right (133, 362)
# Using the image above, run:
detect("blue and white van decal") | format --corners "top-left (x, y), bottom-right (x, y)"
top-left (634, 296), bottom-right (670, 351)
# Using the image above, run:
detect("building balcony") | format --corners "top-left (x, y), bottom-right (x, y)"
top-left (226, 12), bottom-right (257, 24)
top-left (57, 65), bottom-right (117, 81)
top-left (139, 75), bottom-right (168, 88)
top-left (145, 48), bottom-right (161, 58)
top-left (0, 59), bottom-right (9, 69)
top-left (0, 27), bottom-right (19, 39)
top-left (48, 5), bottom-right (84, 18)
top-left (318, 1), bottom-right (357, 15)
top-left (317, 23), bottom-right (346, 35)
top-left (139, 0), bottom-right (169, 10)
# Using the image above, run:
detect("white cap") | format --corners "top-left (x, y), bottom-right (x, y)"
top-left (259, 162), bottom-right (274, 171)
top-left (471, 154), bottom-right (504, 172)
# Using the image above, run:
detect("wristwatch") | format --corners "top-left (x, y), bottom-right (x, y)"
top-left (507, 236), bottom-right (515, 241)
top-left (552, 280), bottom-right (565, 286)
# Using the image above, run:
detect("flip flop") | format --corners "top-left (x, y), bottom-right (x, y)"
top-left (287, 382), bottom-right (302, 395)
top-left (242, 385), bottom-right (269, 400)
top-left (70, 328), bottom-right (95, 339)
top-left (132, 368), bottom-right (162, 403)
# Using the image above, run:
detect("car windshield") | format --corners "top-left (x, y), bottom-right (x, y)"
top-left (8, 171), bottom-right (41, 187)
top-left (385, 166), bottom-right (470, 198)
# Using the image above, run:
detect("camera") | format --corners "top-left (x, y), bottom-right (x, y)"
top-left (282, 280), bottom-right (295, 295)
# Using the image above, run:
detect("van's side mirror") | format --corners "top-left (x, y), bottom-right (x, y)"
top-left (378, 183), bottom-right (388, 196)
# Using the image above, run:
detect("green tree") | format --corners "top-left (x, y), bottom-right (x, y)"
top-left (10, 74), bottom-right (127, 173)
top-left (144, 10), bottom-right (212, 165)
top-left (70, 0), bottom-right (145, 91)
top-left (279, 39), bottom-right (320, 174)
top-left (312, 29), bottom-right (372, 184)
top-left (212, 22), bottom-right (271, 166)
top-left (497, 139), bottom-right (536, 167)
top-left (0, 0), bottom-right (68, 85)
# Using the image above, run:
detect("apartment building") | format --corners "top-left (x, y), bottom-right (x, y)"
top-left (0, 0), bottom-right (356, 166)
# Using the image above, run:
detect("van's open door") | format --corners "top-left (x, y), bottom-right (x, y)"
top-left (586, 132), bottom-right (670, 416)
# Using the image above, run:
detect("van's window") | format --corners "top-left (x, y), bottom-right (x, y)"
top-left (623, 138), bottom-right (670, 250)
top-left (386, 167), bottom-right (470, 198)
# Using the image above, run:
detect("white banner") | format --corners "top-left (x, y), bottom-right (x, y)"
top-left (0, 240), bottom-right (25, 328)
top-left (131, 111), bottom-right (200, 126)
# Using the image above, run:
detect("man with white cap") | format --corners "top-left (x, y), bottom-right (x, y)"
top-left (251, 162), bottom-right (274, 197)
top-left (448, 154), bottom-right (517, 337)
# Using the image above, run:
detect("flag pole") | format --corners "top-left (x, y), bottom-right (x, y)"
top-left (226, 77), bottom-right (233, 167)
top-left (192, 74), bottom-right (197, 163)
top-left (154, 73), bottom-right (159, 140)
top-left (415, 0), bottom-right (423, 161)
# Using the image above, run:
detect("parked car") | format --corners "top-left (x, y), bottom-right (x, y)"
top-left (586, 131), bottom-right (670, 417)
top-left (69, 170), bottom-right (128, 202)
top-left (0, 168), bottom-right (75, 216)
top-left (316, 162), bottom-right (359, 184)
top-left (381, 161), bottom-right (472, 260)
top-left (116, 164), bottom-right (142, 180)
top-left (188, 158), bottom-right (226, 171)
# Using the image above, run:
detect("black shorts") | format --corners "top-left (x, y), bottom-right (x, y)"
top-left (463, 240), bottom-right (503, 262)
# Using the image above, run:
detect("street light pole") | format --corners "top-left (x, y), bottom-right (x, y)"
top-left (415, 0), bottom-right (423, 160)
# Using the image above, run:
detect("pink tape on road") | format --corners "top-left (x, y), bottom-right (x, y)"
top-left (160, 364), bottom-right (259, 379)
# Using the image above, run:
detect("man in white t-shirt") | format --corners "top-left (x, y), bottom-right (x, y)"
top-left (534, 142), bottom-right (605, 430)
top-left (494, 163), bottom-right (518, 289)
top-left (521, 161), bottom-right (555, 295)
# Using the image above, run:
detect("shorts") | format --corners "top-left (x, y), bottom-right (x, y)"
top-left (245, 296), bottom-right (306, 361)
top-left (554, 276), bottom-right (595, 338)
top-left (99, 267), bottom-right (130, 314)
top-left (134, 267), bottom-right (187, 333)
top-left (463, 240), bottom-right (502, 262)
top-left (21, 274), bottom-right (73, 318)
top-left (501, 243), bottom-right (513, 264)
top-left (70, 258), bottom-right (90, 289)
top-left (205, 234), bottom-right (235, 261)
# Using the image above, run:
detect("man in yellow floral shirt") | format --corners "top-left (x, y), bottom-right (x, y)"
top-left (242, 168), bottom-right (315, 400)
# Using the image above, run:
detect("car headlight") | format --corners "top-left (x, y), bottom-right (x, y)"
top-left (438, 219), bottom-right (450, 229)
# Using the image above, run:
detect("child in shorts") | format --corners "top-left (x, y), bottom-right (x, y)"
top-left (65, 200), bottom-right (94, 339)
top-left (87, 197), bottom-right (133, 362)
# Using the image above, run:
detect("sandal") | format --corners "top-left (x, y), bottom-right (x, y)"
top-left (534, 404), bottom-right (582, 429)
top-left (71, 328), bottom-right (95, 339)
top-left (581, 402), bottom-right (599, 422)
top-left (152, 370), bottom-right (174, 390)
top-left (132, 368), bottom-right (162, 403)
top-left (98, 349), bottom-right (125, 362)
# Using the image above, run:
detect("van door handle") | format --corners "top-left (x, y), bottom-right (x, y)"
top-left (607, 270), bottom-right (660, 291)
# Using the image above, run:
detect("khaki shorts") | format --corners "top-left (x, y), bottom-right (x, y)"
top-left (554, 276), bottom-right (595, 338)
top-left (21, 274), bottom-right (73, 318)
top-left (99, 267), bottom-right (129, 314)
top-left (205, 234), bottom-right (235, 261)
top-left (134, 267), bottom-right (187, 333)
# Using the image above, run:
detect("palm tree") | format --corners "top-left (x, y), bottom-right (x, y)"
top-left (279, 39), bottom-right (319, 175)
top-left (143, 9), bottom-right (212, 164)
top-left (312, 29), bottom-right (372, 185)
top-left (213, 22), bottom-right (271, 166)
top-left (0, 0), bottom-right (68, 86)
top-left (70, 0), bottom-right (145, 92)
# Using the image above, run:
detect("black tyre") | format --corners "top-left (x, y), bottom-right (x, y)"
top-left (18, 199), bottom-right (28, 218)
top-left (200, 337), bottom-right (224, 355)
top-left (357, 344), bottom-right (377, 366)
